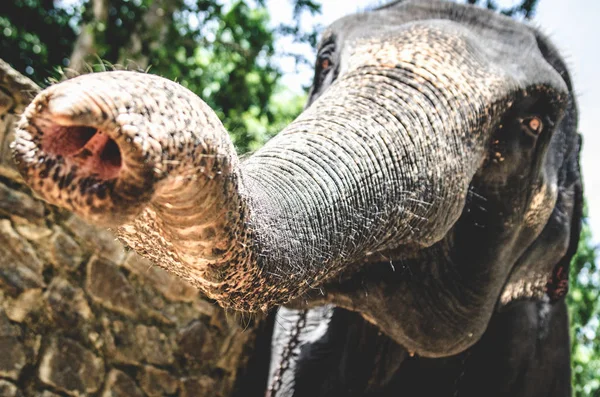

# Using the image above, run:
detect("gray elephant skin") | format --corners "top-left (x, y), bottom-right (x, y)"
top-left (11, 0), bottom-right (583, 396)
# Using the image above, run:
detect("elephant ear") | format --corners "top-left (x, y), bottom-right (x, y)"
top-left (545, 138), bottom-right (584, 302)
top-left (499, 133), bottom-right (583, 307)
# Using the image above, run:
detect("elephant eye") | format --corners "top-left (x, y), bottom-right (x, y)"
top-left (521, 116), bottom-right (543, 137)
top-left (316, 39), bottom-right (336, 77)
top-left (321, 58), bottom-right (332, 70)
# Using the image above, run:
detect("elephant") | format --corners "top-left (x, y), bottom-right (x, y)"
top-left (11, 0), bottom-right (582, 396)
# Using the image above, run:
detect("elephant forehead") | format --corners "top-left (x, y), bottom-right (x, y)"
top-left (344, 25), bottom-right (507, 87)
top-left (332, 6), bottom-right (568, 97)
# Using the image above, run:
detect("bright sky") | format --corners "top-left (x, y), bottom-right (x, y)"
top-left (535, 0), bottom-right (600, 244)
top-left (268, 0), bottom-right (600, 244)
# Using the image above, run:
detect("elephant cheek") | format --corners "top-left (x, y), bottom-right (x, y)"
top-left (523, 183), bottom-right (558, 237)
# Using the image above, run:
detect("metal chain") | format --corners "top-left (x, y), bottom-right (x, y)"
top-left (266, 310), bottom-right (308, 397)
top-left (267, 313), bottom-right (470, 397)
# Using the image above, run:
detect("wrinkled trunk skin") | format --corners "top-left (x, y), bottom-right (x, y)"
top-left (0, 61), bottom-right (263, 397)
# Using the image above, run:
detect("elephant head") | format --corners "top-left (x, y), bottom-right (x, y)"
top-left (12, 0), bottom-right (582, 359)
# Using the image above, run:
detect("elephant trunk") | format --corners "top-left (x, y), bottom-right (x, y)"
top-left (13, 28), bottom-right (503, 311)
top-left (12, 72), bottom-right (257, 305)
top-left (242, 34), bottom-right (504, 305)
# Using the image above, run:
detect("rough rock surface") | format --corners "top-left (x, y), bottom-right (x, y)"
top-left (0, 60), bottom-right (262, 396)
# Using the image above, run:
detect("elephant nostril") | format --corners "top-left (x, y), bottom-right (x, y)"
top-left (40, 122), bottom-right (122, 180)
top-left (100, 138), bottom-right (122, 170)
top-left (42, 125), bottom-right (97, 157)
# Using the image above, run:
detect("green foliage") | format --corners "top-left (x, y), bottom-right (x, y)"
top-left (0, 0), bottom-right (316, 152)
top-left (466, 0), bottom-right (539, 19)
top-left (569, 214), bottom-right (600, 397)
top-left (152, 0), bottom-right (283, 151)
top-left (0, 0), bottom-right (79, 83)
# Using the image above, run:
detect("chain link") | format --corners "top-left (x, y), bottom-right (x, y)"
top-left (267, 312), bottom-right (470, 397)
top-left (266, 310), bottom-right (308, 397)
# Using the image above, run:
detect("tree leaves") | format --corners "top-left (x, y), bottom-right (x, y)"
top-left (466, 0), bottom-right (539, 19)
top-left (0, 0), bottom-right (316, 152)
top-left (568, 212), bottom-right (600, 396)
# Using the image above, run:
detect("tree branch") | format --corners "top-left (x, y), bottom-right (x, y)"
top-left (118, 0), bottom-right (179, 70)
top-left (67, 0), bottom-right (109, 76)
